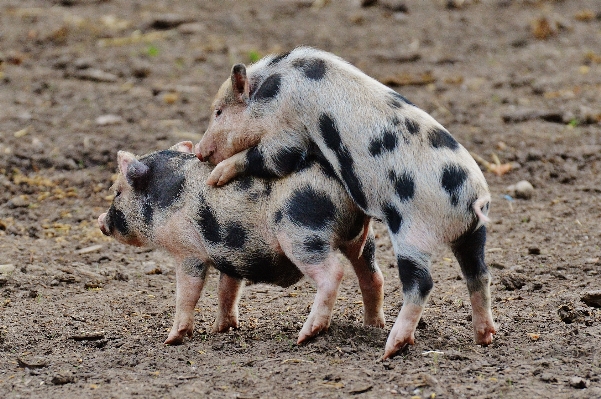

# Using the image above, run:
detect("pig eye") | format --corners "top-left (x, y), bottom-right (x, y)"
top-left (115, 191), bottom-right (122, 198)
top-left (215, 109), bottom-right (222, 117)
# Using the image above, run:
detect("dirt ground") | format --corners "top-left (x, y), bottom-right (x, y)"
top-left (1, 0), bottom-right (601, 398)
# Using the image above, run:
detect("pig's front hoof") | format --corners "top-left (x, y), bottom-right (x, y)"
top-left (207, 159), bottom-right (238, 186)
top-left (382, 331), bottom-right (415, 360)
top-left (164, 323), bottom-right (194, 345)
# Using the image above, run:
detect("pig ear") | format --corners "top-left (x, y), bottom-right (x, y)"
top-left (230, 63), bottom-right (249, 103)
top-left (169, 141), bottom-right (194, 153)
top-left (117, 151), bottom-right (149, 186)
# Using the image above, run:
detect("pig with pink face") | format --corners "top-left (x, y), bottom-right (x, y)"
top-left (98, 142), bottom-right (384, 345)
top-left (195, 47), bottom-right (495, 359)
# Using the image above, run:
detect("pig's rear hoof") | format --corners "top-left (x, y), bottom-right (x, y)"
top-left (475, 327), bottom-right (496, 346)
top-left (382, 330), bottom-right (415, 360)
top-left (164, 335), bottom-right (185, 345)
top-left (364, 314), bottom-right (386, 329)
top-left (212, 317), bottom-right (239, 333)
top-left (297, 322), bottom-right (330, 344)
top-left (164, 324), bottom-right (194, 345)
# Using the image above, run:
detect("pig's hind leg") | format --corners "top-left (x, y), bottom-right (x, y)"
top-left (340, 223), bottom-right (385, 328)
top-left (277, 233), bottom-right (344, 344)
top-left (213, 273), bottom-right (244, 333)
top-left (383, 246), bottom-right (434, 359)
top-left (450, 225), bottom-right (496, 345)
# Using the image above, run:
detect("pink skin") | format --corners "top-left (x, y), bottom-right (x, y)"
top-left (212, 274), bottom-right (244, 333)
top-left (275, 233), bottom-right (344, 343)
top-left (165, 260), bottom-right (206, 345)
top-left (340, 222), bottom-right (385, 328)
top-left (383, 302), bottom-right (424, 360)
top-left (98, 213), bottom-right (108, 235)
top-left (297, 254), bottom-right (344, 344)
top-left (202, 149), bottom-right (247, 187)
top-left (470, 291), bottom-right (496, 345)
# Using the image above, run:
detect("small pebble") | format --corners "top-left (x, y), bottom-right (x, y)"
top-left (540, 373), bottom-right (557, 383)
top-left (95, 114), bottom-right (123, 126)
top-left (507, 180), bottom-right (534, 200)
top-left (570, 376), bottom-right (587, 389)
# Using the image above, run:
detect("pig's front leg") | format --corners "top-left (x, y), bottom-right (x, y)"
top-left (203, 135), bottom-right (309, 186)
top-left (165, 258), bottom-right (208, 345)
top-left (213, 273), bottom-right (244, 332)
top-left (206, 150), bottom-right (250, 186)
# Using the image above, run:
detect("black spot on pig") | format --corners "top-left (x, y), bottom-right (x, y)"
top-left (293, 58), bottom-right (327, 80)
top-left (389, 171), bottom-right (415, 202)
top-left (223, 222), bottom-right (247, 249)
top-left (142, 202), bottom-right (153, 225)
top-left (319, 113), bottom-right (342, 150)
top-left (197, 199), bottom-right (221, 244)
top-left (274, 210), bottom-right (283, 224)
top-left (245, 147), bottom-right (270, 177)
top-left (362, 236), bottom-right (376, 271)
top-left (272, 146), bottom-right (306, 175)
top-left (244, 252), bottom-right (303, 287)
top-left (338, 150), bottom-right (368, 211)
top-left (451, 225), bottom-right (488, 292)
top-left (268, 52), bottom-right (290, 66)
top-left (138, 150), bottom-right (189, 209)
top-left (319, 113), bottom-right (368, 210)
top-left (213, 256), bottom-right (243, 280)
top-left (300, 235), bottom-right (330, 264)
top-left (429, 128), bottom-right (459, 150)
top-left (369, 130), bottom-right (398, 156)
top-left (251, 73), bottom-right (282, 102)
top-left (107, 205), bottom-right (129, 236)
top-left (389, 91), bottom-right (415, 108)
top-left (286, 186), bottom-right (336, 230)
top-left (303, 235), bottom-right (329, 254)
top-left (235, 175), bottom-right (254, 191)
top-left (441, 164), bottom-right (468, 206)
top-left (397, 256), bottom-right (434, 297)
top-left (310, 149), bottom-right (338, 182)
top-left (383, 204), bottom-right (402, 234)
top-left (404, 118), bottom-right (420, 135)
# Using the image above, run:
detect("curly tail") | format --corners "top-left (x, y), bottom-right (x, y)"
top-left (473, 194), bottom-right (491, 227)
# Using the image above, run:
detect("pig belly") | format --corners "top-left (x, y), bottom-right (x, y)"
top-left (212, 253), bottom-right (304, 288)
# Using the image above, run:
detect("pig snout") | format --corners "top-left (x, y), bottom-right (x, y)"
top-left (194, 141), bottom-right (214, 163)
top-left (98, 213), bottom-right (110, 236)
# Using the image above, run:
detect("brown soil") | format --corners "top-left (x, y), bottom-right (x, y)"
top-left (2, 1), bottom-right (601, 398)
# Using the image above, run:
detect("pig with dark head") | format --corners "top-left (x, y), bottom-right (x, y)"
top-left (195, 47), bottom-right (495, 358)
top-left (99, 142), bottom-right (384, 345)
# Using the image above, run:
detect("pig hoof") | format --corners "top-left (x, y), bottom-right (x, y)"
top-left (165, 323), bottom-right (194, 345)
top-left (208, 159), bottom-right (238, 186)
top-left (382, 332), bottom-right (415, 360)
top-left (164, 334), bottom-right (185, 345)
top-left (297, 319), bottom-right (331, 344)
top-left (475, 325), bottom-right (496, 346)
top-left (212, 319), bottom-right (239, 333)
top-left (364, 313), bottom-right (386, 328)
